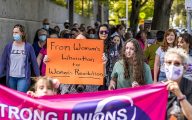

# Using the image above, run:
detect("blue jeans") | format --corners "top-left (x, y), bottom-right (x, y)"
top-left (8, 76), bottom-right (29, 93)
top-left (158, 71), bottom-right (166, 82)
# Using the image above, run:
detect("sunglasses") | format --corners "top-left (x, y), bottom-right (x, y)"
top-left (99, 30), bottom-right (109, 35)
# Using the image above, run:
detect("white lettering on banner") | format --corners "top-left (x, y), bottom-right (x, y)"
top-left (45, 112), bottom-right (58, 120)
top-left (117, 109), bottom-right (127, 120)
top-left (0, 103), bottom-right (8, 117)
top-left (72, 113), bottom-right (75, 120)
top-left (64, 113), bottom-right (68, 120)
top-left (88, 113), bottom-right (93, 120)
top-left (20, 108), bottom-right (32, 120)
top-left (93, 112), bottom-right (105, 120)
top-left (0, 96), bottom-right (135, 120)
top-left (105, 111), bottom-right (116, 120)
top-left (76, 113), bottom-right (88, 120)
top-left (0, 104), bottom-right (58, 120)
top-left (9, 106), bottom-right (19, 119)
top-left (34, 110), bottom-right (45, 120)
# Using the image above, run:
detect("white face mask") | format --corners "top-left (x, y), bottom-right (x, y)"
top-left (164, 64), bottom-right (184, 81)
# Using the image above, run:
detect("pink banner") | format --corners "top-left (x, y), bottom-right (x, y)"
top-left (0, 83), bottom-right (168, 120)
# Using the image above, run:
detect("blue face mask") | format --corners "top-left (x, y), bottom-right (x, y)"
top-left (89, 34), bottom-right (95, 39)
top-left (43, 25), bottom-right (49, 30)
top-left (39, 35), bottom-right (47, 42)
top-left (13, 34), bottom-right (21, 41)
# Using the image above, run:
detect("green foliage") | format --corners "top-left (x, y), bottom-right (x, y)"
top-left (51, 0), bottom-right (93, 17)
top-left (171, 0), bottom-right (186, 28)
top-left (109, 1), bottom-right (129, 25)
top-left (109, 0), bottom-right (154, 25)
top-left (74, 0), bottom-right (93, 17)
top-left (50, 0), bottom-right (185, 28)
top-left (50, 0), bottom-right (66, 6)
top-left (140, 0), bottom-right (154, 19)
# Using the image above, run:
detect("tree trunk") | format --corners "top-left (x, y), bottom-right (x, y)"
top-left (130, 0), bottom-right (148, 37)
top-left (82, 0), bottom-right (84, 16)
top-left (151, 0), bottom-right (174, 31)
top-left (130, 0), bottom-right (141, 37)
top-left (69, 0), bottom-right (74, 27)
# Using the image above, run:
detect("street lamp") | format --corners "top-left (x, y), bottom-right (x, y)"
top-left (126, 0), bottom-right (128, 30)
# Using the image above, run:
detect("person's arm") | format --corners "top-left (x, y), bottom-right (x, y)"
top-left (165, 80), bottom-right (192, 120)
top-left (143, 39), bottom-right (148, 51)
top-left (0, 44), bottom-right (8, 77)
top-left (180, 97), bottom-right (192, 119)
top-left (37, 53), bottom-right (43, 68)
top-left (144, 63), bottom-right (153, 84)
top-left (144, 48), bottom-right (150, 63)
top-left (154, 55), bottom-right (160, 83)
top-left (29, 45), bottom-right (40, 76)
top-left (102, 53), bottom-right (108, 65)
top-left (108, 77), bottom-right (117, 90)
top-left (108, 62), bottom-right (118, 90)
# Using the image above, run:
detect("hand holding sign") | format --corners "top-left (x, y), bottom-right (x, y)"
top-left (43, 55), bottom-right (50, 63)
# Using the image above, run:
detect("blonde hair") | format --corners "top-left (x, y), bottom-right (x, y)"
top-left (33, 76), bottom-right (57, 93)
top-left (164, 47), bottom-right (189, 64)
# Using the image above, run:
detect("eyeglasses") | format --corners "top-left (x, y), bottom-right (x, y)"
top-left (164, 60), bottom-right (183, 67)
top-left (99, 30), bottom-right (109, 35)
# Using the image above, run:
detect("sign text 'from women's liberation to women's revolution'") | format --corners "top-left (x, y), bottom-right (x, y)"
top-left (46, 38), bottom-right (104, 85)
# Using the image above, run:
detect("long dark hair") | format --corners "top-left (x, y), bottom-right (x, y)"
top-left (121, 38), bottom-right (145, 85)
top-left (13, 24), bottom-right (26, 42)
top-left (97, 24), bottom-right (110, 52)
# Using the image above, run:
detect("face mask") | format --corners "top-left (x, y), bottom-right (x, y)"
top-left (89, 34), bottom-right (95, 38)
top-left (39, 35), bottom-right (47, 42)
top-left (13, 34), bottom-right (21, 41)
top-left (43, 25), bottom-right (49, 30)
top-left (65, 25), bottom-right (70, 29)
top-left (164, 64), bottom-right (184, 81)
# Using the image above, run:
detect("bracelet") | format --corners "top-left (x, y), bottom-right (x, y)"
top-left (177, 95), bottom-right (186, 102)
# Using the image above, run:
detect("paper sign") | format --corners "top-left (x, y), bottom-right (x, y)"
top-left (46, 38), bottom-right (104, 85)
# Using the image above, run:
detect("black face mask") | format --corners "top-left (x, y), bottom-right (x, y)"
top-left (63, 33), bottom-right (71, 38)
top-left (65, 25), bottom-right (70, 29)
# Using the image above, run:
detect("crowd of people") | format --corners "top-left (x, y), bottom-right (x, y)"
top-left (0, 18), bottom-right (192, 119)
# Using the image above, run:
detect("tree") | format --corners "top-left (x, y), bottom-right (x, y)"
top-left (130, 0), bottom-right (148, 37)
top-left (151, 0), bottom-right (174, 30)
top-left (109, 1), bottom-right (128, 24)
top-left (171, 0), bottom-right (186, 28)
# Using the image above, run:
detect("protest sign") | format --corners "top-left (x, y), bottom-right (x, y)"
top-left (46, 39), bottom-right (104, 85)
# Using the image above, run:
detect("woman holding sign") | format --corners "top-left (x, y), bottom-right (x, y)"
top-left (97, 24), bottom-right (111, 90)
top-left (163, 47), bottom-right (192, 120)
top-left (108, 38), bottom-right (153, 90)
top-left (0, 24), bottom-right (40, 92)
